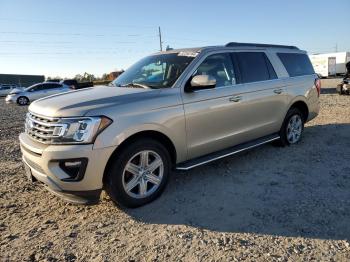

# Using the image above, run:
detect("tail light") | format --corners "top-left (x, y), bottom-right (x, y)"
top-left (315, 78), bottom-right (321, 97)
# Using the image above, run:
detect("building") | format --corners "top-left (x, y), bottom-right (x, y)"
top-left (0, 74), bottom-right (45, 88)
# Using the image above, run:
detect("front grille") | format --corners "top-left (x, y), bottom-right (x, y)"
top-left (25, 112), bottom-right (62, 144)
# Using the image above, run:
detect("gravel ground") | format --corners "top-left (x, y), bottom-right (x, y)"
top-left (1, 79), bottom-right (349, 261)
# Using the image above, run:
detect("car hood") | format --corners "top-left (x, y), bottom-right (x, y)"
top-left (29, 86), bottom-right (159, 117)
top-left (9, 88), bottom-right (23, 94)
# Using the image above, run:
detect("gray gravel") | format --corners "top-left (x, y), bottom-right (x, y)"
top-left (1, 79), bottom-right (350, 261)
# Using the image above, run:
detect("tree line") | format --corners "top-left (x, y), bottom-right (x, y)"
top-left (47, 72), bottom-right (110, 82)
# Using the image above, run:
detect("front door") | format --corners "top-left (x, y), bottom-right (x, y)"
top-left (182, 52), bottom-right (247, 159)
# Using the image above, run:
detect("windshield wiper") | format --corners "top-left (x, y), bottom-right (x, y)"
top-left (119, 83), bottom-right (151, 89)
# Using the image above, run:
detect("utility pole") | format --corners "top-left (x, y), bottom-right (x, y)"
top-left (335, 43), bottom-right (338, 53)
top-left (158, 26), bottom-right (163, 51)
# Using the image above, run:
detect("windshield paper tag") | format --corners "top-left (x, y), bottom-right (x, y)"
top-left (177, 51), bottom-right (199, 57)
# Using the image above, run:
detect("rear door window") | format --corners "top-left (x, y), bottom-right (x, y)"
top-left (234, 52), bottom-right (277, 83)
top-left (43, 83), bottom-right (61, 90)
top-left (30, 84), bottom-right (43, 91)
top-left (277, 53), bottom-right (315, 77)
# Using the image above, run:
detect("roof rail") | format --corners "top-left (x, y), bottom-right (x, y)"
top-left (225, 42), bottom-right (299, 50)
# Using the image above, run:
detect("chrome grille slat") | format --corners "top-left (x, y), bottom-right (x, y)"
top-left (32, 124), bottom-right (55, 133)
top-left (25, 112), bottom-right (62, 144)
top-left (27, 129), bottom-right (53, 139)
top-left (29, 117), bottom-right (59, 127)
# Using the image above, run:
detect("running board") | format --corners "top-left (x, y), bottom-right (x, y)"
top-left (176, 134), bottom-right (280, 171)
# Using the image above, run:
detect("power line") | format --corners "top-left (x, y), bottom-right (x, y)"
top-left (0, 18), bottom-right (156, 29)
top-left (0, 48), bottom-right (158, 56)
top-left (0, 40), bottom-right (139, 44)
top-left (0, 31), bottom-right (218, 49)
top-left (165, 36), bottom-right (214, 43)
top-left (0, 31), bottom-right (156, 38)
top-left (0, 40), bottom-right (73, 44)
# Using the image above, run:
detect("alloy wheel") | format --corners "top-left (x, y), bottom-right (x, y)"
top-left (122, 150), bottom-right (164, 199)
top-left (18, 97), bottom-right (28, 105)
top-left (286, 114), bottom-right (302, 144)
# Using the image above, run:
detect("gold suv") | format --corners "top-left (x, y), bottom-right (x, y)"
top-left (20, 42), bottom-right (320, 207)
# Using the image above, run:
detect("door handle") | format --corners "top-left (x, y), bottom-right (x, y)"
top-left (229, 96), bottom-right (242, 102)
top-left (273, 88), bottom-right (283, 94)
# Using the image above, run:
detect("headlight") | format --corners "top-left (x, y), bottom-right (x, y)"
top-left (50, 116), bottom-right (112, 144)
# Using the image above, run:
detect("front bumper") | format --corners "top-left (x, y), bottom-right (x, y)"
top-left (5, 95), bottom-right (17, 104)
top-left (19, 132), bottom-right (116, 204)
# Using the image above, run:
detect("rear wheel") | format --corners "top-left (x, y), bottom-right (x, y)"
top-left (338, 85), bottom-right (344, 95)
top-left (17, 96), bottom-right (29, 106)
top-left (277, 108), bottom-right (304, 146)
top-left (105, 138), bottom-right (171, 208)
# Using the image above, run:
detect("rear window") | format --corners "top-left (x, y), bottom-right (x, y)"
top-left (235, 52), bottom-right (277, 83)
top-left (277, 53), bottom-right (314, 77)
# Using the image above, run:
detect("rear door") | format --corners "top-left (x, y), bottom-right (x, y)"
top-left (231, 51), bottom-right (288, 138)
top-left (41, 83), bottom-right (63, 97)
top-left (50, 83), bottom-right (67, 95)
top-left (28, 84), bottom-right (45, 100)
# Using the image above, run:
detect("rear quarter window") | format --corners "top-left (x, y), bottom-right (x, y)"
top-left (277, 53), bottom-right (315, 77)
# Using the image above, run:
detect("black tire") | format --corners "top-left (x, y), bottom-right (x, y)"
top-left (17, 96), bottom-right (29, 106)
top-left (276, 107), bottom-right (304, 147)
top-left (338, 85), bottom-right (344, 95)
top-left (104, 138), bottom-right (171, 208)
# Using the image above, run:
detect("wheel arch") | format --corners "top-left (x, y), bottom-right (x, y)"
top-left (102, 130), bottom-right (177, 184)
top-left (287, 98), bottom-right (309, 122)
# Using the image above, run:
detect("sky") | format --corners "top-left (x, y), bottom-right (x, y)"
top-left (0, 0), bottom-right (349, 78)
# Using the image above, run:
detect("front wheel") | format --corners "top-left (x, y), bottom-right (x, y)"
top-left (17, 96), bottom-right (29, 106)
top-left (105, 138), bottom-right (171, 208)
top-left (277, 108), bottom-right (304, 146)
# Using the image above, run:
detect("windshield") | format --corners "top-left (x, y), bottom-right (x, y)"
top-left (112, 53), bottom-right (196, 88)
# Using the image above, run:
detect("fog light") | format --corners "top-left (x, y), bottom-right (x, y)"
top-left (58, 158), bottom-right (88, 182)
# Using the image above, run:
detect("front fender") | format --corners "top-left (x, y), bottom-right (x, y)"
top-left (93, 106), bottom-right (188, 163)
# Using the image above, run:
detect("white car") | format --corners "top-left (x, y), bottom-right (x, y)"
top-left (6, 82), bottom-right (71, 105)
top-left (0, 84), bottom-right (21, 97)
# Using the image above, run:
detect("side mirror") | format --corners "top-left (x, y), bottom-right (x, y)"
top-left (187, 75), bottom-right (216, 92)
